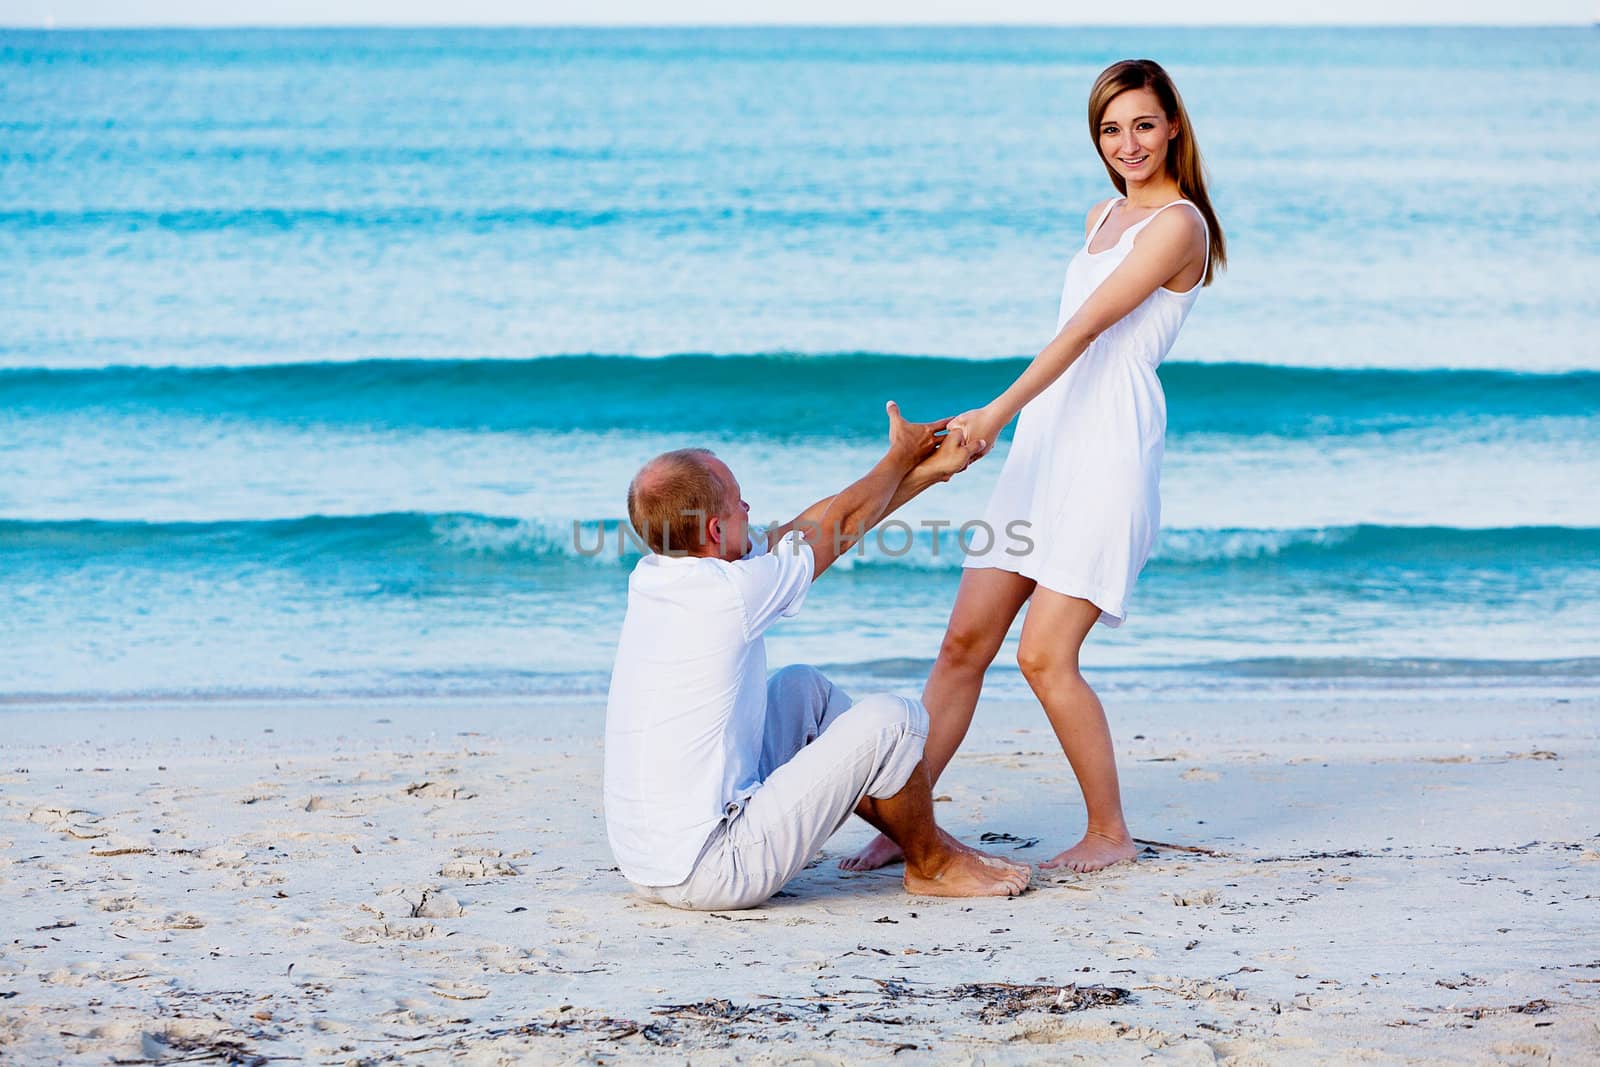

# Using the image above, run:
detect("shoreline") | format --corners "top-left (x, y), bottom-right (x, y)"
top-left (5, 657), bottom-right (1600, 714)
top-left (4, 682), bottom-right (1596, 749)
top-left (3, 690), bottom-right (1597, 1063)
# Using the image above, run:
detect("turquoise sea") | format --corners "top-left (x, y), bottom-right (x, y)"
top-left (2, 27), bottom-right (1597, 702)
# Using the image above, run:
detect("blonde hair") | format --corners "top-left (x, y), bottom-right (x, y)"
top-left (1088, 59), bottom-right (1226, 286)
top-left (626, 448), bottom-right (724, 555)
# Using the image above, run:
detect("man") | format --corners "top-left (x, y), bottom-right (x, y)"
top-left (604, 401), bottom-right (1031, 910)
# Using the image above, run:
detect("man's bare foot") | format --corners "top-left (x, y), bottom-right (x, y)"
top-left (904, 848), bottom-right (1031, 898)
top-left (935, 827), bottom-right (1032, 875)
top-left (839, 833), bottom-right (904, 871)
top-left (1039, 831), bottom-right (1137, 873)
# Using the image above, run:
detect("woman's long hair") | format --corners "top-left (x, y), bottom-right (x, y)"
top-left (1089, 59), bottom-right (1226, 286)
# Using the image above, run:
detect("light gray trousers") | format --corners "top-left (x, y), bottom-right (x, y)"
top-left (634, 664), bottom-right (929, 911)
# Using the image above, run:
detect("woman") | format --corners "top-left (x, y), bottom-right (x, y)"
top-left (844, 59), bottom-right (1226, 874)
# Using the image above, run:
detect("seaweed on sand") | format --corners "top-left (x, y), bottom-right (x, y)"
top-left (652, 998), bottom-right (803, 1025)
top-left (872, 977), bottom-right (1133, 1023)
top-left (489, 1016), bottom-right (677, 1046)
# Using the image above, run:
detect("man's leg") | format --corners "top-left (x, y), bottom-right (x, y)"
top-left (684, 685), bottom-right (1027, 909)
top-left (766, 664), bottom-right (1027, 883)
top-left (759, 664), bottom-right (852, 780)
top-left (852, 757), bottom-right (1033, 899)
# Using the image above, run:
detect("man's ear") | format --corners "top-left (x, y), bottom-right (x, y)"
top-left (706, 514), bottom-right (724, 550)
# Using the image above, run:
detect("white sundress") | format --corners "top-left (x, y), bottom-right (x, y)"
top-left (962, 196), bottom-right (1209, 627)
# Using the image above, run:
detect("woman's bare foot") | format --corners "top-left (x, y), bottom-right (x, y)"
top-left (839, 832), bottom-right (904, 871)
top-left (904, 848), bottom-right (1031, 898)
top-left (1039, 830), bottom-right (1137, 873)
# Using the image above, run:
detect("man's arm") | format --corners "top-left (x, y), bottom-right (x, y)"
top-left (801, 455), bottom-right (911, 578)
top-left (883, 427), bottom-right (979, 516)
top-left (778, 404), bottom-right (982, 581)
top-left (761, 402), bottom-right (943, 580)
top-left (765, 413), bottom-right (981, 569)
top-left (762, 401), bottom-right (929, 547)
top-left (766, 491), bottom-right (838, 551)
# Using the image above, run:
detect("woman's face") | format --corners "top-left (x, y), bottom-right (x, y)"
top-left (1097, 86), bottom-right (1179, 184)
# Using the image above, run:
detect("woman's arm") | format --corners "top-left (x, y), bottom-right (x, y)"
top-left (953, 206), bottom-right (1206, 455)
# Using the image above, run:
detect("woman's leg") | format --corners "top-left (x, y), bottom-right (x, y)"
top-left (1016, 588), bottom-right (1136, 873)
top-left (840, 566), bottom-right (1035, 870)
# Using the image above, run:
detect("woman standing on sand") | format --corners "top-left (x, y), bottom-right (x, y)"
top-left (844, 59), bottom-right (1226, 875)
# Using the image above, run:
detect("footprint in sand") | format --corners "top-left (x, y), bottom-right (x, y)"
top-left (1180, 768), bottom-right (1220, 782)
top-left (1166, 888), bottom-right (1221, 907)
top-left (546, 906), bottom-right (590, 929)
top-left (343, 921), bottom-right (438, 943)
top-left (452, 845), bottom-right (510, 857)
top-left (302, 792), bottom-right (378, 814)
top-left (413, 890), bottom-right (465, 918)
top-left (477, 945), bottom-right (550, 974)
top-left (92, 895), bottom-right (138, 912)
top-left (440, 853), bottom-right (520, 879)
top-left (782, 950), bottom-right (837, 974)
top-left (137, 1019), bottom-right (244, 1061)
top-left (1101, 939), bottom-right (1157, 960)
top-left (198, 846), bottom-right (249, 868)
top-left (367, 885), bottom-right (465, 919)
top-left (1151, 975), bottom-right (1245, 1001)
top-left (64, 1018), bottom-right (240, 1061)
top-left (28, 806), bottom-right (107, 839)
top-left (41, 962), bottom-right (99, 986)
top-left (219, 868), bottom-right (286, 889)
top-left (380, 999), bottom-right (452, 1030)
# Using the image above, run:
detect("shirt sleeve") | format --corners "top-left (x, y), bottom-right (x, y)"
top-left (742, 527), bottom-right (772, 559)
top-left (728, 530), bottom-right (814, 638)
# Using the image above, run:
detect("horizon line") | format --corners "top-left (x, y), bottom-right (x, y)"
top-left (3, 21), bottom-right (1594, 30)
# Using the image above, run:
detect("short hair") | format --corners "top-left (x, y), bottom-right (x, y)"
top-left (626, 448), bottom-right (726, 555)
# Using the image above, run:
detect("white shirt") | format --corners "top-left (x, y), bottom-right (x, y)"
top-left (603, 529), bottom-right (815, 886)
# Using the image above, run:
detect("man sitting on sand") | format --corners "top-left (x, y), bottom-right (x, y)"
top-left (604, 402), bottom-right (1032, 910)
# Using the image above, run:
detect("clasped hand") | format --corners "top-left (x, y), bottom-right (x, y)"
top-left (945, 405), bottom-right (1005, 461)
top-left (885, 400), bottom-right (987, 481)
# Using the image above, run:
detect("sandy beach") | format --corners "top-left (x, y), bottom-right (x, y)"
top-left (6, 18), bottom-right (1599, 1067)
top-left (2, 689), bottom-right (1596, 1064)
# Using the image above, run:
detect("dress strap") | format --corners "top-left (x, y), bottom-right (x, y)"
top-left (1135, 198), bottom-right (1201, 230)
top-left (1085, 197), bottom-right (1123, 247)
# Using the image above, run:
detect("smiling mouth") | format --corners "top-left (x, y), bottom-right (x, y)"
top-left (1119, 155), bottom-right (1149, 167)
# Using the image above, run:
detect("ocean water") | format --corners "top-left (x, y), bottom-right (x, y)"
top-left (2, 27), bottom-right (1597, 702)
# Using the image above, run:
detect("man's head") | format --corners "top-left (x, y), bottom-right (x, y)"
top-left (626, 448), bottom-right (751, 560)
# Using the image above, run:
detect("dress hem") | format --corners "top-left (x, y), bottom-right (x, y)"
top-left (961, 559), bottom-right (1128, 628)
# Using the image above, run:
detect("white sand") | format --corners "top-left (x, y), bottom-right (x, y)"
top-left (2, 691), bottom-right (1597, 1064)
